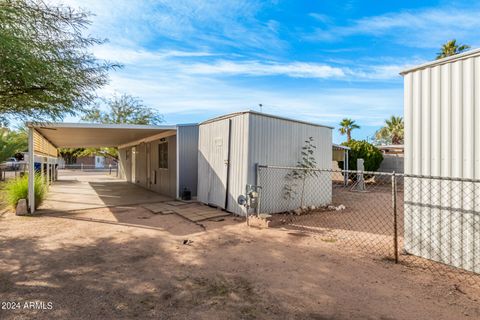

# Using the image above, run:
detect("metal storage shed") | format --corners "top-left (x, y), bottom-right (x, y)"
top-left (401, 48), bottom-right (480, 273)
top-left (197, 111), bottom-right (333, 215)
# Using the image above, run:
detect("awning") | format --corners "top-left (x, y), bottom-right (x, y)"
top-left (29, 122), bottom-right (177, 148)
top-left (26, 122), bottom-right (178, 213)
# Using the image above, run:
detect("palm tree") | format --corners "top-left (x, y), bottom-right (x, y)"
top-left (375, 116), bottom-right (404, 145)
top-left (338, 118), bottom-right (360, 142)
top-left (436, 40), bottom-right (470, 60)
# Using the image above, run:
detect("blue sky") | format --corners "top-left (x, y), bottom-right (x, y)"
top-left (56, 0), bottom-right (480, 143)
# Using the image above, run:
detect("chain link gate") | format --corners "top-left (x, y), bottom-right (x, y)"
top-left (256, 165), bottom-right (480, 286)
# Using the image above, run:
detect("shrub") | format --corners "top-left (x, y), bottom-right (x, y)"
top-left (5, 174), bottom-right (47, 209)
top-left (338, 140), bottom-right (383, 172)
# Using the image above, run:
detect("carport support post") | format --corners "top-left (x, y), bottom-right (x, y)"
top-left (46, 157), bottom-right (50, 185)
top-left (28, 127), bottom-right (35, 213)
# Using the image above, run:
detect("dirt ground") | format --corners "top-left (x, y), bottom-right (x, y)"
top-left (1, 206), bottom-right (479, 320)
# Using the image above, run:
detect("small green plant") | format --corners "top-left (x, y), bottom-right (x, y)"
top-left (338, 140), bottom-right (383, 181)
top-left (5, 174), bottom-right (47, 209)
top-left (284, 137), bottom-right (318, 207)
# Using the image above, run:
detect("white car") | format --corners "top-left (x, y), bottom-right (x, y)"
top-left (2, 157), bottom-right (20, 170)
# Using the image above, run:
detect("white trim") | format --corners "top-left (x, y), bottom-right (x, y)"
top-left (28, 127), bottom-right (35, 213)
top-left (200, 110), bottom-right (334, 129)
top-left (176, 128), bottom-right (180, 199)
top-left (333, 143), bottom-right (351, 150)
top-left (27, 122), bottom-right (177, 131)
top-left (117, 130), bottom-right (176, 149)
top-left (400, 48), bottom-right (480, 75)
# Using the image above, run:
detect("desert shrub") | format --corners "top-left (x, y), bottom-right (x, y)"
top-left (337, 140), bottom-right (383, 172)
top-left (5, 174), bottom-right (47, 209)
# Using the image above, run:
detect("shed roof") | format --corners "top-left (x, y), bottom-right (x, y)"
top-left (333, 144), bottom-right (351, 150)
top-left (400, 48), bottom-right (480, 75)
top-left (27, 122), bottom-right (176, 148)
top-left (200, 110), bottom-right (333, 129)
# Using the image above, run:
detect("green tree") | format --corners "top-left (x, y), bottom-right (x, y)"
top-left (338, 118), bottom-right (360, 142)
top-left (82, 94), bottom-right (164, 125)
top-left (58, 148), bottom-right (84, 165)
top-left (436, 40), bottom-right (470, 60)
top-left (338, 140), bottom-right (383, 174)
top-left (0, 0), bottom-right (119, 125)
top-left (81, 94), bottom-right (164, 160)
top-left (375, 116), bottom-right (404, 145)
top-left (0, 128), bottom-right (28, 163)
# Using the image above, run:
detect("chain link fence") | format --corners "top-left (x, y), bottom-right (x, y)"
top-left (257, 165), bottom-right (480, 286)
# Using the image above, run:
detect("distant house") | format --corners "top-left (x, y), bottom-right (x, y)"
top-left (377, 144), bottom-right (404, 173)
top-left (60, 155), bottom-right (117, 169)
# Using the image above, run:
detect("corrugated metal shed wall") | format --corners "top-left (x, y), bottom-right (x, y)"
top-left (404, 56), bottom-right (480, 273)
top-left (198, 112), bottom-right (332, 215)
top-left (225, 114), bottom-right (249, 214)
top-left (198, 114), bottom-right (249, 212)
top-left (248, 113), bottom-right (332, 214)
top-left (177, 125), bottom-right (199, 197)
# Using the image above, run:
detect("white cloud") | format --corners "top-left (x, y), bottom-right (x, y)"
top-left (307, 7), bottom-right (480, 48)
top-left (50, 0), bottom-right (283, 52)
top-left (185, 60), bottom-right (346, 78)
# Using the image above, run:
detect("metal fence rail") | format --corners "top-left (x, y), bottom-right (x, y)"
top-left (257, 165), bottom-right (480, 286)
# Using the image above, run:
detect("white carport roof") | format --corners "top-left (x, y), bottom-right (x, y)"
top-left (28, 122), bottom-right (177, 148)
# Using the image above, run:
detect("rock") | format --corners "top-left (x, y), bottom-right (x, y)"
top-left (294, 208), bottom-right (303, 215)
top-left (327, 205), bottom-right (336, 211)
top-left (301, 206), bottom-right (308, 212)
top-left (309, 205), bottom-right (316, 211)
top-left (16, 199), bottom-right (28, 216)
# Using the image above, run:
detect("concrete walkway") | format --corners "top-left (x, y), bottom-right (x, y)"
top-left (39, 170), bottom-right (172, 212)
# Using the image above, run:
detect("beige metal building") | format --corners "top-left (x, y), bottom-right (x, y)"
top-left (401, 48), bottom-right (480, 273)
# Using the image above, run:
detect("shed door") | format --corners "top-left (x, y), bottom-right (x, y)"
top-left (207, 119), bottom-right (230, 208)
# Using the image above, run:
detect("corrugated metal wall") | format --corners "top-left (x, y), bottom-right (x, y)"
top-left (198, 116), bottom-right (248, 210)
top-left (248, 113), bottom-right (332, 214)
top-left (404, 55), bottom-right (480, 273)
top-left (198, 112), bottom-right (332, 215)
top-left (177, 124), bottom-right (199, 197)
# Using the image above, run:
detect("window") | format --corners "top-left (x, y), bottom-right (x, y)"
top-left (158, 142), bottom-right (168, 169)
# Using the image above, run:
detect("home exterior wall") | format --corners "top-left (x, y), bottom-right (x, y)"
top-left (148, 135), bottom-right (177, 198)
top-left (118, 133), bottom-right (178, 199)
top-left (177, 124), bottom-right (199, 197)
top-left (198, 112), bottom-right (332, 216)
top-left (403, 54), bottom-right (480, 273)
top-left (117, 148), bottom-right (130, 181)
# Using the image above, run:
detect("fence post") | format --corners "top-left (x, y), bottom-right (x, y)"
top-left (255, 163), bottom-right (261, 216)
top-left (392, 171), bottom-right (399, 264)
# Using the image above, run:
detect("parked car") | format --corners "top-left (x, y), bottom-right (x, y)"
top-left (2, 157), bottom-right (20, 170)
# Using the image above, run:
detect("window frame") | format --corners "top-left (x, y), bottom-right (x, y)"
top-left (158, 141), bottom-right (168, 169)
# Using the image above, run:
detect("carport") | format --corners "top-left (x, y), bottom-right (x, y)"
top-left (27, 122), bottom-right (198, 213)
